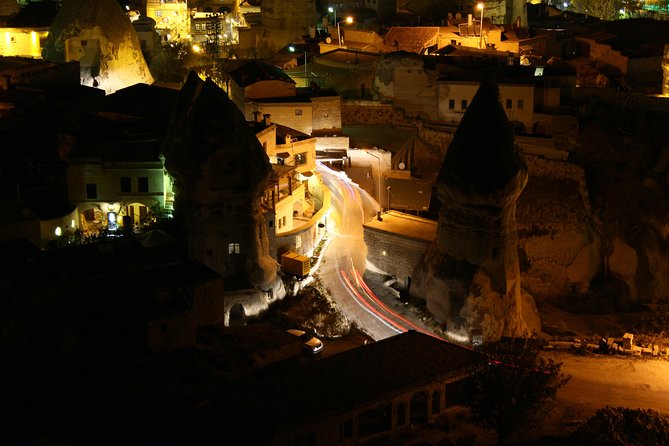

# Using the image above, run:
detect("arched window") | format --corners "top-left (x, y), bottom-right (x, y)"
top-left (432, 390), bottom-right (441, 414)
top-left (397, 401), bottom-right (406, 426)
top-left (410, 392), bottom-right (428, 425)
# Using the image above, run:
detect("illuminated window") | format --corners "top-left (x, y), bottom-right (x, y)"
top-left (448, 99), bottom-right (455, 110)
top-left (282, 216), bottom-right (286, 226)
top-left (517, 99), bottom-right (524, 109)
top-left (295, 109), bottom-right (302, 116)
top-left (86, 183), bottom-right (97, 199)
top-left (506, 99), bottom-right (512, 109)
top-left (155, 11), bottom-right (163, 17)
top-left (120, 177), bottom-right (131, 193)
top-left (228, 242), bottom-right (240, 254)
top-left (461, 99), bottom-right (467, 110)
top-left (138, 177), bottom-right (149, 193)
top-left (382, 250), bottom-right (387, 256)
top-left (295, 153), bottom-right (307, 165)
top-left (55, 226), bottom-right (62, 237)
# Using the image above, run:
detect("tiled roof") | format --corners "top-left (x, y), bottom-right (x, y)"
top-left (219, 331), bottom-right (484, 433)
top-left (383, 27), bottom-right (439, 53)
top-left (229, 60), bottom-right (296, 87)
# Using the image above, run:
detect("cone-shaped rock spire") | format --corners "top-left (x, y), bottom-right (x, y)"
top-left (42, 0), bottom-right (153, 94)
top-left (439, 77), bottom-right (523, 196)
top-left (411, 78), bottom-right (540, 342)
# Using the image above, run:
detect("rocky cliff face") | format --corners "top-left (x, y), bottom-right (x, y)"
top-left (411, 79), bottom-right (540, 342)
top-left (163, 72), bottom-right (283, 296)
top-left (42, 0), bottom-right (153, 94)
top-left (236, 0), bottom-right (318, 59)
top-left (516, 156), bottom-right (601, 299)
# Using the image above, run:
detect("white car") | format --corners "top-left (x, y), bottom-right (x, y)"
top-left (286, 329), bottom-right (324, 355)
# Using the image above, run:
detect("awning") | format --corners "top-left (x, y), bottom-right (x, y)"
top-left (276, 152), bottom-right (291, 158)
top-left (300, 171), bottom-right (313, 177)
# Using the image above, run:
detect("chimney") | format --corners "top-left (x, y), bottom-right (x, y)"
top-left (515, 16), bottom-right (522, 29)
top-left (253, 110), bottom-right (262, 122)
top-left (468, 14), bottom-right (473, 26)
top-left (263, 113), bottom-right (271, 125)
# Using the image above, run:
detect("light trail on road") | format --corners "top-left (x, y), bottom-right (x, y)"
top-left (316, 161), bottom-right (443, 341)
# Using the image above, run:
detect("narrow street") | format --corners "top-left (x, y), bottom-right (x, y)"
top-left (316, 162), bottom-right (446, 340)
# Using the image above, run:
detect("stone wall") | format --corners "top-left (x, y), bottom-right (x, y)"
top-left (341, 100), bottom-right (404, 126)
top-left (364, 226), bottom-right (434, 284)
top-left (517, 155), bottom-right (599, 299)
top-left (311, 96), bottom-right (342, 131)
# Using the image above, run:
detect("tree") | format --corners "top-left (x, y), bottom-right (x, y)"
top-left (571, 406), bottom-right (669, 445)
top-left (465, 339), bottom-right (571, 445)
top-left (569, 0), bottom-right (619, 20)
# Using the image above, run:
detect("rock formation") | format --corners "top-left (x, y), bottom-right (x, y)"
top-left (42, 0), bottom-right (153, 94)
top-left (411, 78), bottom-right (540, 342)
top-left (162, 72), bottom-right (284, 299)
top-left (238, 0), bottom-right (317, 58)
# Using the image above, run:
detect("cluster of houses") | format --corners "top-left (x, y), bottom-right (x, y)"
top-left (1, 1), bottom-right (669, 443)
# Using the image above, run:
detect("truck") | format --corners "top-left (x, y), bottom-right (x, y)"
top-left (281, 251), bottom-right (310, 278)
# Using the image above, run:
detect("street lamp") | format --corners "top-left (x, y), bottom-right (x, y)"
top-left (477, 3), bottom-right (484, 49)
top-left (337, 16), bottom-right (353, 48)
top-left (365, 149), bottom-right (383, 209)
top-left (288, 45), bottom-right (308, 80)
top-left (328, 6), bottom-right (336, 24)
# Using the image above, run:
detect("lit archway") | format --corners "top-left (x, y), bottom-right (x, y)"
top-left (229, 303), bottom-right (246, 326)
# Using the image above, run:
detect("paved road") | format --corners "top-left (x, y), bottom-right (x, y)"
top-left (316, 162), bottom-right (436, 341)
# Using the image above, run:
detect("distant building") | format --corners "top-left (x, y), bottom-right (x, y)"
top-left (145, 0), bottom-right (190, 42)
top-left (230, 60), bottom-right (342, 135)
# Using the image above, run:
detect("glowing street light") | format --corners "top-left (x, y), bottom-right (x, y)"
top-left (328, 6), bottom-right (336, 24)
top-left (337, 16), bottom-right (353, 48)
top-left (477, 3), bottom-right (484, 49)
top-left (288, 45), bottom-right (308, 79)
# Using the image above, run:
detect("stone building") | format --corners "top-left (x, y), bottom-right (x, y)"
top-left (231, 60), bottom-right (342, 136)
top-left (217, 330), bottom-right (484, 445)
top-left (364, 210), bottom-right (437, 292)
top-left (411, 78), bottom-right (541, 342)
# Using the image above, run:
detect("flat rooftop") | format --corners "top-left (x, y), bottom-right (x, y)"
top-left (364, 210), bottom-right (437, 242)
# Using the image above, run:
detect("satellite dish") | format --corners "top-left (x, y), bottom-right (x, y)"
top-left (325, 36), bottom-right (332, 44)
top-left (398, 162), bottom-right (405, 170)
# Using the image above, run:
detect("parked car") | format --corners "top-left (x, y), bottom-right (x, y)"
top-left (286, 329), bottom-right (324, 355)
